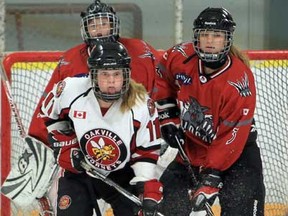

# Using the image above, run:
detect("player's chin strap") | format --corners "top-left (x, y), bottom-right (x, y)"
top-left (174, 136), bottom-right (214, 216)
top-left (80, 161), bottom-right (165, 216)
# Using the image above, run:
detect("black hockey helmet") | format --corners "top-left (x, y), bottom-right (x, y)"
top-left (192, 7), bottom-right (236, 63)
top-left (88, 42), bottom-right (131, 102)
top-left (80, 0), bottom-right (120, 47)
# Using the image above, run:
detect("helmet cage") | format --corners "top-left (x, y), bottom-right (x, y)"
top-left (193, 29), bottom-right (233, 62)
top-left (90, 67), bottom-right (130, 102)
top-left (192, 7), bottom-right (236, 63)
top-left (80, 12), bottom-right (120, 45)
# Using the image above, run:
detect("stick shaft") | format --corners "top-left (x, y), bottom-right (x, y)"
top-left (174, 136), bottom-right (198, 185)
top-left (81, 161), bottom-right (164, 216)
top-left (1, 61), bottom-right (26, 138)
top-left (81, 162), bottom-right (142, 205)
top-left (174, 136), bottom-right (214, 216)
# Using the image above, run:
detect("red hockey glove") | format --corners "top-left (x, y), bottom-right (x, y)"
top-left (137, 179), bottom-right (163, 216)
top-left (190, 169), bottom-right (223, 212)
top-left (48, 128), bottom-right (84, 173)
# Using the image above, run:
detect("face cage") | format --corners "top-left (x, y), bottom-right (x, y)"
top-left (193, 29), bottom-right (233, 62)
top-left (80, 12), bottom-right (120, 44)
top-left (91, 68), bottom-right (131, 102)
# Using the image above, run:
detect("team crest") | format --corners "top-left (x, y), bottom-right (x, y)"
top-left (55, 81), bottom-right (66, 97)
top-left (80, 129), bottom-right (127, 171)
top-left (58, 195), bottom-right (71, 210)
top-left (181, 97), bottom-right (216, 143)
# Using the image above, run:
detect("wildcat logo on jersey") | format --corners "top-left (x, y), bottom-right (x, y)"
top-left (181, 97), bottom-right (216, 143)
top-left (228, 73), bottom-right (252, 97)
top-left (80, 129), bottom-right (127, 171)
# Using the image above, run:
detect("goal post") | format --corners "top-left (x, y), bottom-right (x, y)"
top-left (1, 51), bottom-right (62, 216)
top-left (1, 50), bottom-right (288, 216)
top-left (247, 50), bottom-right (288, 216)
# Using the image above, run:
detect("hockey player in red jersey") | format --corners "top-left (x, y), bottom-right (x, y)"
top-left (28, 0), bottom-right (159, 145)
top-left (154, 7), bottom-right (265, 216)
top-left (40, 42), bottom-right (163, 216)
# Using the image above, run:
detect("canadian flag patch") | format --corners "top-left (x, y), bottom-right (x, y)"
top-left (73, 110), bottom-right (87, 119)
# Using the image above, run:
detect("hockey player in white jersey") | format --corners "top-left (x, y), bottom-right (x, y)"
top-left (40, 42), bottom-right (163, 216)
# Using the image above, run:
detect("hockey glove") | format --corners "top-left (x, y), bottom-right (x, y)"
top-left (190, 168), bottom-right (223, 212)
top-left (48, 129), bottom-right (84, 173)
top-left (137, 179), bottom-right (163, 216)
top-left (70, 148), bottom-right (85, 172)
top-left (161, 124), bottom-right (185, 149)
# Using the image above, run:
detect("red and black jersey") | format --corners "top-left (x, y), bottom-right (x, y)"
top-left (155, 42), bottom-right (257, 171)
top-left (28, 38), bottom-right (159, 145)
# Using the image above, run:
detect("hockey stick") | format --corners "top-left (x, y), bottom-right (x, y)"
top-left (0, 61), bottom-right (57, 215)
top-left (155, 143), bottom-right (179, 179)
top-left (174, 136), bottom-right (214, 216)
top-left (81, 161), bottom-right (165, 216)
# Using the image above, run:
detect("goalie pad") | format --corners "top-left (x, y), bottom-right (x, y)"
top-left (1, 135), bottom-right (57, 207)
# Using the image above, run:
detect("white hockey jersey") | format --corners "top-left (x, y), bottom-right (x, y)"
top-left (41, 76), bottom-right (161, 183)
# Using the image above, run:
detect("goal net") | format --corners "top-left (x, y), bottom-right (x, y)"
top-left (1, 50), bottom-right (287, 216)
top-left (248, 50), bottom-right (288, 215)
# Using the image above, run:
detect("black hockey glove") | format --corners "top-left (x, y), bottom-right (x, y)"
top-left (70, 149), bottom-right (85, 172)
top-left (189, 168), bottom-right (223, 212)
top-left (160, 124), bottom-right (185, 149)
top-left (136, 179), bottom-right (163, 216)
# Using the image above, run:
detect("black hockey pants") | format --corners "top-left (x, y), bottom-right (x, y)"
top-left (55, 165), bottom-right (138, 216)
top-left (159, 141), bottom-right (265, 216)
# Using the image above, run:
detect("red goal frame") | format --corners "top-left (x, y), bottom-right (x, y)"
top-left (1, 51), bottom-right (62, 216)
